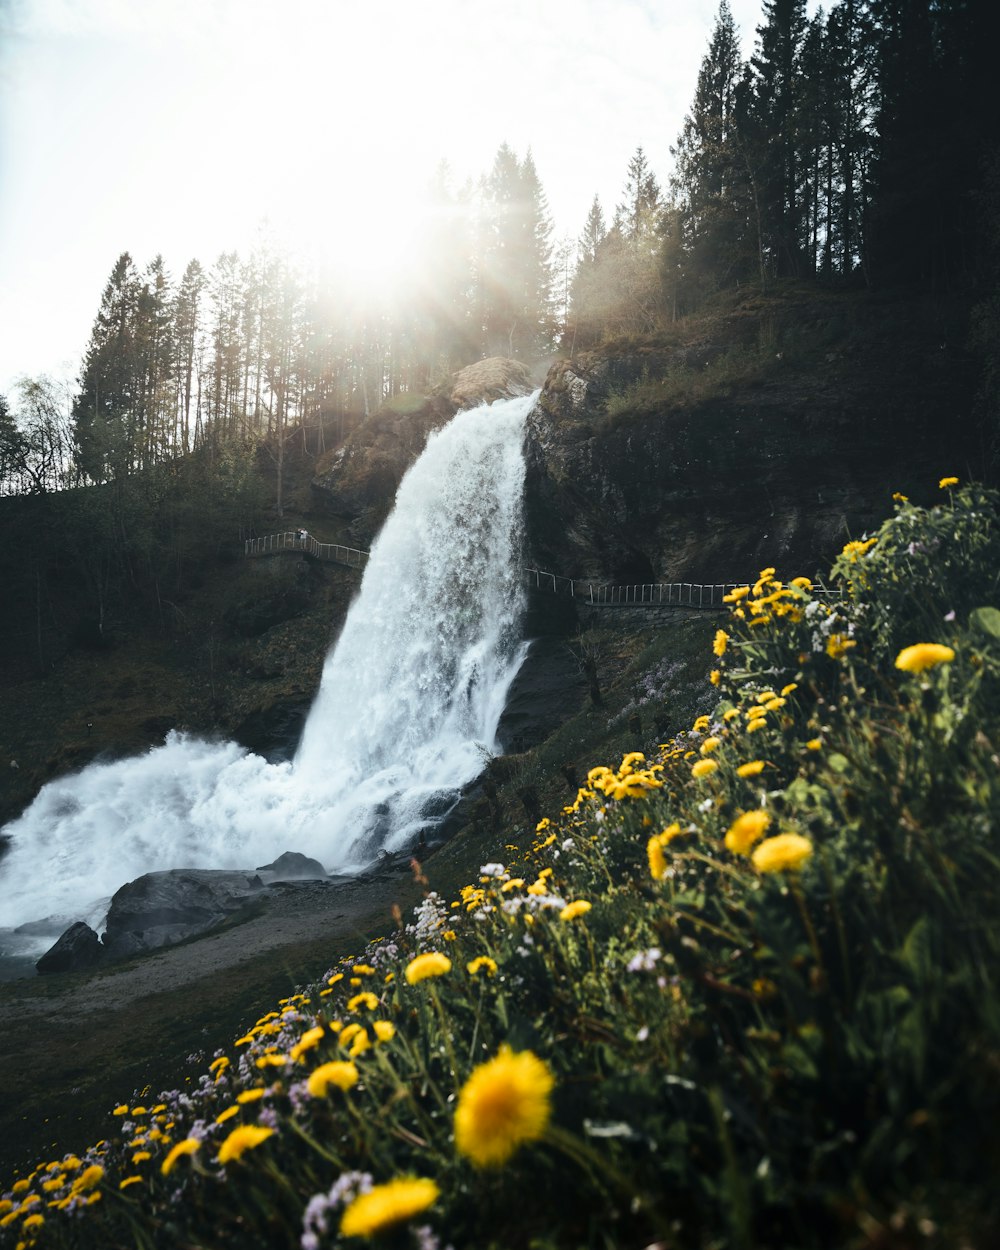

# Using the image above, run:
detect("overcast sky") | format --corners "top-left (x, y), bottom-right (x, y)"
top-left (0, 0), bottom-right (783, 397)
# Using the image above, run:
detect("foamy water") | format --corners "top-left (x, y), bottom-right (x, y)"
top-left (0, 392), bottom-right (535, 941)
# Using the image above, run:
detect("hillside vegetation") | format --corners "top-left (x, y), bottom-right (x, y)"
top-left (3, 479), bottom-right (998, 1250)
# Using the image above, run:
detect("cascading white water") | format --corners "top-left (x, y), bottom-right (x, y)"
top-left (0, 391), bottom-right (536, 943)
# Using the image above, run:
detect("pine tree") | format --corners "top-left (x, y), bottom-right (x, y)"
top-left (72, 252), bottom-right (143, 483)
top-left (749, 0), bottom-right (809, 277)
top-left (670, 0), bottom-right (752, 294)
top-left (477, 144), bottom-right (555, 358)
top-left (173, 259), bottom-right (205, 453)
top-left (615, 146), bottom-right (661, 243)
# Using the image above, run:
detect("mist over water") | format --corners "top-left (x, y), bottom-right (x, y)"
top-left (0, 392), bottom-right (535, 939)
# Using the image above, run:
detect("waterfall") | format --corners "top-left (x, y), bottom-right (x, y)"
top-left (0, 391), bottom-right (535, 941)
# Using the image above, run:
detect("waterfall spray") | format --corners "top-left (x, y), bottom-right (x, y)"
top-left (0, 391), bottom-right (536, 941)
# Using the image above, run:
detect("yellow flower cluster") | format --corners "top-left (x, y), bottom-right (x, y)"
top-left (586, 753), bottom-right (664, 802)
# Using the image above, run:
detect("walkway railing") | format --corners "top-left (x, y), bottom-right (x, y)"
top-left (244, 531), bottom-right (369, 569)
top-left (245, 533), bottom-right (839, 609)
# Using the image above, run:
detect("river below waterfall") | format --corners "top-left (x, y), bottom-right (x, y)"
top-left (0, 391), bottom-right (536, 959)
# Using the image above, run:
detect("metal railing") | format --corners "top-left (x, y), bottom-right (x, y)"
top-left (523, 569), bottom-right (841, 608)
top-left (245, 535), bottom-right (840, 608)
top-left (244, 531), bottom-right (369, 569)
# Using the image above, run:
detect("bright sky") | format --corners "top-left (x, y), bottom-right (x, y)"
top-left (0, 0), bottom-right (777, 397)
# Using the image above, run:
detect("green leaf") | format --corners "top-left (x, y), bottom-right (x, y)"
top-left (969, 606), bottom-right (1000, 639)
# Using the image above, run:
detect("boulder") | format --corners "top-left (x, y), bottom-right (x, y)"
top-left (254, 851), bottom-right (328, 883)
top-left (449, 357), bottom-right (533, 409)
top-left (36, 921), bottom-right (104, 975)
top-left (102, 869), bottom-right (263, 961)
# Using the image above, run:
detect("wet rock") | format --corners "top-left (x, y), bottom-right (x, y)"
top-left (36, 921), bottom-right (103, 975)
top-left (254, 851), bottom-right (328, 883)
top-left (497, 638), bottom-right (590, 753)
top-left (102, 869), bottom-right (264, 960)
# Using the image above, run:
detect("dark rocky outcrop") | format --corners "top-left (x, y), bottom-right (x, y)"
top-left (35, 921), bottom-right (104, 975)
top-left (254, 851), bottom-right (328, 883)
top-left (497, 637), bottom-right (590, 753)
top-left (102, 869), bottom-right (264, 960)
top-left (525, 292), bottom-right (983, 584)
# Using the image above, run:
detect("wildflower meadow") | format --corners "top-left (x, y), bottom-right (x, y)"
top-left (2, 479), bottom-right (999, 1249)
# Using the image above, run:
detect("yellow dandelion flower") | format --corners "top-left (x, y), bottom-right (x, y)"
top-left (894, 643), bottom-right (955, 673)
top-left (11, 1181), bottom-right (30, 1195)
top-left (217, 1125), bottom-right (275, 1165)
top-left (745, 719), bottom-right (767, 734)
top-left (327, 973), bottom-right (344, 985)
top-left (841, 538), bottom-right (877, 563)
top-left (352, 964), bottom-right (375, 975)
top-left (291, 1026), bottom-right (326, 1062)
top-left (559, 900), bottom-right (592, 922)
top-left (752, 833), bottom-right (814, 873)
top-left (208, 1056), bottom-right (229, 1075)
top-left (454, 1046), bottom-right (554, 1168)
top-left (237, 1089), bottom-right (265, 1104)
top-left (161, 1139), bottom-right (200, 1176)
top-left (347, 991), bottom-right (379, 1013)
top-left (348, 1030), bottom-right (371, 1059)
top-left (214, 1107), bottom-right (239, 1126)
top-left (723, 586), bottom-right (750, 602)
top-left (373, 1020), bottom-right (396, 1043)
top-left (693, 714), bottom-right (711, 733)
top-left (647, 836), bottom-right (667, 881)
top-left (725, 810), bottom-right (771, 855)
top-left (119, 1176), bottom-right (143, 1190)
top-left (501, 878), bottom-right (525, 892)
top-left (307, 1061), bottom-right (359, 1097)
top-left (826, 634), bottom-right (856, 659)
top-left (780, 682), bottom-right (798, 695)
top-left (723, 708), bottom-right (741, 722)
top-left (23, 1213), bottom-right (44, 1231)
top-left (691, 758), bottom-right (718, 779)
top-left (737, 760), bottom-right (766, 777)
top-left (790, 577), bottom-right (812, 589)
top-left (939, 476), bottom-right (959, 489)
top-left (700, 736), bottom-right (721, 755)
top-left (467, 956), bottom-right (498, 977)
top-left (710, 669), bottom-right (721, 685)
top-left (806, 738), bottom-right (822, 751)
top-left (340, 1177), bottom-right (440, 1239)
top-left (112, 1105), bottom-right (129, 1117)
top-left (256, 1053), bottom-right (290, 1069)
top-left (892, 491), bottom-right (909, 503)
top-left (70, 1166), bottom-right (103, 1193)
top-left (404, 952), bottom-right (452, 985)
top-left (713, 629), bottom-right (729, 657)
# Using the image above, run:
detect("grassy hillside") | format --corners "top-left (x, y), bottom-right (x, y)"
top-left (3, 478), bottom-right (998, 1249)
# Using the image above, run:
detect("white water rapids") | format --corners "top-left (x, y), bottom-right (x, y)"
top-left (0, 392), bottom-right (536, 948)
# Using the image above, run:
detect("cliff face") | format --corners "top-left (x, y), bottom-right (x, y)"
top-left (524, 289), bottom-right (984, 585)
top-left (309, 357), bottom-right (534, 547)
